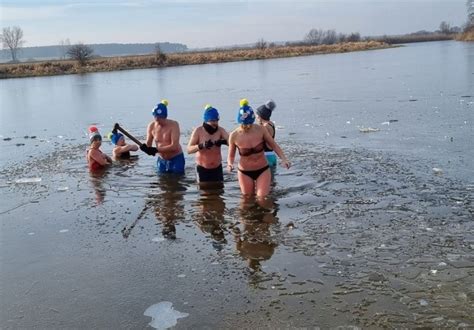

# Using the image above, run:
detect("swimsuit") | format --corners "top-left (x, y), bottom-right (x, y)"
top-left (237, 142), bottom-right (265, 157)
top-left (116, 151), bottom-right (130, 159)
top-left (238, 165), bottom-right (270, 181)
top-left (87, 149), bottom-right (105, 171)
top-left (196, 164), bottom-right (223, 182)
top-left (157, 152), bottom-right (185, 174)
top-left (264, 122), bottom-right (277, 167)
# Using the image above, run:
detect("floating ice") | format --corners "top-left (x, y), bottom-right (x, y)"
top-left (15, 177), bottom-right (42, 184)
top-left (57, 187), bottom-right (69, 192)
top-left (359, 127), bottom-right (380, 133)
top-left (59, 229), bottom-right (69, 233)
top-left (432, 168), bottom-right (443, 175)
top-left (28, 232), bottom-right (35, 235)
top-left (144, 301), bottom-right (189, 330)
top-left (152, 237), bottom-right (165, 242)
top-left (419, 299), bottom-right (429, 306)
top-left (177, 274), bottom-right (186, 278)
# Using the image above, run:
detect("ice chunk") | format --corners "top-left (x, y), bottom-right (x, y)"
top-left (359, 127), bottom-right (380, 133)
top-left (144, 301), bottom-right (189, 330)
top-left (57, 187), bottom-right (69, 192)
top-left (15, 177), bottom-right (42, 184)
top-left (432, 168), bottom-right (443, 175)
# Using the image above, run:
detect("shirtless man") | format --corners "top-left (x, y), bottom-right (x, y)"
top-left (140, 100), bottom-right (185, 174)
top-left (187, 105), bottom-right (228, 184)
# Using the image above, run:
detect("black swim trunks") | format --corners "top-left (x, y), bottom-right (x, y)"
top-left (196, 164), bottom-right (224, 182)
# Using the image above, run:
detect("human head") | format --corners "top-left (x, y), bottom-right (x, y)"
top-left (203, 104), bottom-right (220, 126)
top-left (256, 99), bottom-right (276, 121)
top-left (152, 99), bottom-right (169, 119)
top-left (111, 132), bottom-right (124, 146)
top-left (237, 98), bottom-right (255, 125)
top-left (89, 128), bottom-right (102, 147)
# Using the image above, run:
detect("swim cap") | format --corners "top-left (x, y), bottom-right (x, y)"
top-left (111, 132), bottom-right (124, 145)
top-left (152, 99), bottom-right (169, 118)
top-left (203, 104), bottom-right (220, 122)
top-left (256, 99), bottom-right (276, 121)
top-left (89, 131), bottom-right (102, 144)
top-left (88, 125), bottom-right (99, 133)
top-left (237, 102), bottom-right (255, 125)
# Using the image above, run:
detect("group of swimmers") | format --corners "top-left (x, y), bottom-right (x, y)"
top-left (86, 98), bottom-right (290, 198)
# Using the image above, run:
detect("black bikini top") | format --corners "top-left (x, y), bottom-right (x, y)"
top-left (237, 141), bottom-right (265, 157)
top-left (264, 122), bottom-right (275, 152)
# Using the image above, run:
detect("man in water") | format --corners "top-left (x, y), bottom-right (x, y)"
top-left (187, 104), bottom-right (228, 186)
top-left (140, 99), bottom-right (185, 174)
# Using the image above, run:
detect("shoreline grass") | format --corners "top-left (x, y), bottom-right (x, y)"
top-left (0, 41), bottom-right (390, 79)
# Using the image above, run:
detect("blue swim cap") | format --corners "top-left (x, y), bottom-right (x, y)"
top-left (237, 104), bottom-right (255, 125)
top-left (203, 105), bottom-right (219, 122)
top-left (152, 99), bottom-right (169, 118)
top-left (111, 132), bottom-right (124, 145)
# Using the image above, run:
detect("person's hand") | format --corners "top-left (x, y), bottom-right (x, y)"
top-left (227, 164), bottom-right (234, 172)
top-left (281, 159), bottom-right (291, 169)
top-left (140, 144), bottom-right (158, 156)
top-left (204, 139), bottom-right (214, 149)
top-left (214, 139), bottom-right (228, 147)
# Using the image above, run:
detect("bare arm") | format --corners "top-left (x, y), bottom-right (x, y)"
top-left (220, 127), bottom-right (229, 142)
top-left (146, 122), bottom-right (154, 147)
top-left (226, 131), bottom-right (237, 172)
top-left (90, 149), bottom-right (111, 165)
top-left (262, 127), bottom-right (290, 169)
top-left (187, 128), bottom-right (200, 154)
top-left (113, 144), bottom-right (138, 157)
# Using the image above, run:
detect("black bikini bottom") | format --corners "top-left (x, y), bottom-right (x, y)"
top-left (238, 165), bottom-right (270, 181)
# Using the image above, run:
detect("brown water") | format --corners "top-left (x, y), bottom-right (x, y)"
top-left (1, 41), bottom-right (473, 328)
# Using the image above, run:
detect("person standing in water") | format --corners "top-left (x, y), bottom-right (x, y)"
top-left (110, 132), bottom-right (138, 159)
top-left (87, 126), bottom-right (112, 171)
top-left (227, 99), bottom-right (290, 198)
top-left (140, 100), bottom-right (185, 175)
top-left (187, 104), bottom-right (229, 185)
top-left (256, 100), bottom-right (277, 168)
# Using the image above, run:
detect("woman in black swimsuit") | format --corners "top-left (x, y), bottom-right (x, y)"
top-left (227, 99), bottom-right (290, 198)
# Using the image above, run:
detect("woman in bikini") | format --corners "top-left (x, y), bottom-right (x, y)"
top-left (227, 99), bottom-right (290, 198)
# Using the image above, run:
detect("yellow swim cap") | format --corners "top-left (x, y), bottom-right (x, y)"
top-left (240, 98), bottom-right (249, 107)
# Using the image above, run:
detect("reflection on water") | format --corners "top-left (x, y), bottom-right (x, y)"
top-left (235, 196), bottom-right (279, 272)
top-left (149, 175), bottom-right (187, 240)
top-left (192, 188), bottom-right (227, 250)
top-left (89, 168), bottom-right (109, 205)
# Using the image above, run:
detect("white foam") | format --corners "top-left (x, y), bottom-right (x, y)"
top-left (144, 301), bottom-right (189, 329)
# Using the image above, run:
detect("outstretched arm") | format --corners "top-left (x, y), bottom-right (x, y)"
top-left (262, 127), bottom-right (290, 169)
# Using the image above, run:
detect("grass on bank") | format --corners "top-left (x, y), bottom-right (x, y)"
top-left (0, 41), bottom-right (389, 79)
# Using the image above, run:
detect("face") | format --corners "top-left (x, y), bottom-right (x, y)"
top-left (91, 138), bottom-right (102, 148)
top-left (117, 137), bottom-right (125, 146)
top-left (206, 119), bottom-right (219, 128)
top-left (154, 116), bottom-right (166, 125)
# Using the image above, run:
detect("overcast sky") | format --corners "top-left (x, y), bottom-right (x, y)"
top-left (0, 0), bottom-right (468, 48)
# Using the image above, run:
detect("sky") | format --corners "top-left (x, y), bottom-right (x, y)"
top-left (0, 0), bottom-right (468, 48)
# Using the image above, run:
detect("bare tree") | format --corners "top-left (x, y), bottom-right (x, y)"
top-left (0, 26), bottom-right (25, 62)
top-left (59, 38), bottom-right (71, 59)
top-left (467, 0), bottom-right (474, 29)
top-left (305, 29), bottom-right (324, 45)
top-left (346, 32), bottom-right (361, 42)
top-left (154, 44), bottom-right (167, 65)
top-left (322, 29), bottom-right (338, 44)
top-left (255, 38), bottom-right (267, 50)
top-left (67, 43), bottom-right (94, 66)
top-left (439, 21), bottom-right (452, 34)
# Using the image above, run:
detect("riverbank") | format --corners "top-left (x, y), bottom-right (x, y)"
top-left (0, 41), bottom-right (390, 79)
